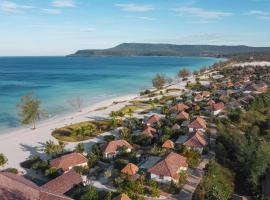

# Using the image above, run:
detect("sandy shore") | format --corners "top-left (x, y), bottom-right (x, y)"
top-left (0, 93), bottom-right (138, 172)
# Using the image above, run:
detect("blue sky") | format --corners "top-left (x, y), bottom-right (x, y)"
top-left (0, 0), bottom-right (269, 56)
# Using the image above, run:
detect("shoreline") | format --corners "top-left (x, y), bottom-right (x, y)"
top-left (0, 93), bottom-right (138, 171)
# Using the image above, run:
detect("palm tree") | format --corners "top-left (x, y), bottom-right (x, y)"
top-left (75, 143), bottom-right (85, 153)
top-left (43, 140), bottom-right (56, 156)
top-left (0, 153), bottom-right (8, 167)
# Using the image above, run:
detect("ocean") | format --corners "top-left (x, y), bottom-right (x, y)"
top-left (0, 56), bottom-right (222, 133)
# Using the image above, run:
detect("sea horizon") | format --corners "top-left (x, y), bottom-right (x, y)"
top-left (0, 56), bottom-right (222, 134)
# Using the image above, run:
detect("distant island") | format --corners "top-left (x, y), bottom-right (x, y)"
top-left (68, 43), bottom-right (270, 57)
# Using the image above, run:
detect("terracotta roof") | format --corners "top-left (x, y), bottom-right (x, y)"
top-left (184, 131), bottom-right (208, 148)
top-left (102, 140), bottom-right (133, 154)
top-left (148, 152), bottom-right (188, 180)
top-left (41, 169), bottom-right (82, 194)
top-left (113, 194), bottom-right (131, 200)
top-left (0, 172), bottom-right (71, 200)
top-left (50, 152), bottom-right (88, 172)
top-left (207, 99), bottom-right (215, 106)
top-left (121, 163), bottom-right (139, 176)
top-left (202, 91), bottom-right (211, 97)
top-left (162, 140), bottom-right (175, 149)
top-left (245, 83), bottom-right (268, 93)
top-left (212, 102), bottom-right (225, 111)
top-left (188, 117), bottom-right (207, 129)
top-left (146, 114), bottom-right (161, 125)
top-left (170, 103), bottom-right (189, 112)
top-left (172, 123), bottom-right (181, 130)
top-left (194, 94), bottom-right (203, 101)
top-left (176, 111), bottom-right (189, 120)
top-left (142, 126), bottom-right (156, 137)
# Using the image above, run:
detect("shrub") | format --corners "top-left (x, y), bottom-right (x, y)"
top-left (5, 168), bottom-right (18, 174)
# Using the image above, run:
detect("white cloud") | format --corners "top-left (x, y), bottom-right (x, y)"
top-left (125, 15), bottom-right (156, 21)
top-left (115, 3), bottom-right (154, 12)
top-left (246, 10), bottom-right (270, 20)
top-left (52, 0), bottom-right (75, 8)
top-left (0, 0), bottom-right (33, 13)
top-left (173, 7), bottom-right (232, 20)
top-left (42, 8), bottom-right (62, 14)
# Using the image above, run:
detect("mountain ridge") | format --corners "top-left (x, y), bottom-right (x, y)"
top-left (68, 43), bottom-right (270, 57)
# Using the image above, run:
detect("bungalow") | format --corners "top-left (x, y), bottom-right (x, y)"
top-left (183, 131), bottom-right (208, 153)
top-left (172, 123), bottom-right (181, 131)
top-left (146, 114), bottom-right (161, 126)
top-left (210, 102), bottom-right (225, 116)
top-left (207, 99), bottom-right (215, 107)
top-left (244, 83), bottom-right (268, 94)
top-left (148, 152), bottom-right (188, 183)
top-left (176, 111), bottom-right (189, 121)
top-left (0, 172), bottom-right (72, 200)
top-left (50, 152), bottom-right (88, 172)
top-left (102, 140), bottom-right (133, 159)
top-left (121, 163), bottom-right (139, 176)
top-left (142, 126), bottom-right (157, 138)
top-left (188, 116), bottom-right (207, 132)
top-left (41, 169), bottom-right (82, 194)
top-left (162, 140), bottom-right (174, 149)
top-left (194, 94), bottom-right (203, 102)
top-left (170, 103), bottom-right (189, 113)
top-left (202, 91), bottom-right (211, 98)
top-left (113, 194), bottom-right (131, 200)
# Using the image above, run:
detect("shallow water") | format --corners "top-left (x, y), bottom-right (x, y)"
top-left (0, 56), bottom-right (222, 133)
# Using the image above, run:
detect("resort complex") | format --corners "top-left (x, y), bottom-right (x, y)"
top-left (1, 57), bottom-right (270, 200)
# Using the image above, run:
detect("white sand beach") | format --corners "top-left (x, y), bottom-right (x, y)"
top-left (0, 94), bottom-right (138, 172)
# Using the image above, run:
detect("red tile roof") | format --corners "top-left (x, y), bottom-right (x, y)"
top-left (142, 126), bottom-right (156, 137)
top-left (146, 114), bottom-right (161, 125)
top-left (194, 94), bottom-right (203, 101)
top-left (172, 123), bottom-right (181, 130)
top-left (41, 169), bottom-right (82, 194)
top-left (162, 140), bottom-right (175, 149)
top-left (121, 163), bottom-right (139, 176)
top-left (170, 103), bottom-right (189, 112)
top-left (102, 140), bottom-right (133, 154)
top-left (176, 111), bottom-right (189, 120)
top-left (188, 117), bottom-right (207, 129)
top-left (0, 172), bottom-right (71, 200)
top-left (202, 91), bottom-right (211, 97)
top-left (184, 131), bottom-right (208, 149)
top-left (113, 194), bottom-right (131, 200)
top-left (207, 99), bottom-right (215, 106)
top-left (212, 102), bottom-right (225, 111)
top-left (50, 152), bottom-right (88, 172)
top-left (148, 152), bottom-right (188, 180)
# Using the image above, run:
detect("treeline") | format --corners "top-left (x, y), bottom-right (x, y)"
top-left (215, 90), bottom-right (270, 197)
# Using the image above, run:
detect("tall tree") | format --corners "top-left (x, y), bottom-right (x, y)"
top-left (152, 73), bottom-right (166, 90)
top-left (178, 68), bottom-right (190, 79)
top-left (0, 153), bottom-right (8, 167)
top-left (16, 93), bottom-right (47, 129)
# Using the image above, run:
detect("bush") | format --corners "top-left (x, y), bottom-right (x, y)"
top-left (152, 73), bottom-right (166, 90)
top-left (5, 168), bottom-right (18, 174)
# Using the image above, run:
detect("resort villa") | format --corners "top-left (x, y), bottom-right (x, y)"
top-left (102, 139), bottom-right (133, 159)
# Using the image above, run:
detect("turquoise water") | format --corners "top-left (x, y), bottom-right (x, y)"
top-left (0, 56), bottom-right (221, 133)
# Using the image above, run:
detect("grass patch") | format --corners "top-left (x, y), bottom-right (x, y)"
top-left (52, 119), bottom-right (122, 142)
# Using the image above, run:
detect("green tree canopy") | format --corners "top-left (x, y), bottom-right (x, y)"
top-left (152, 73), bottom-right (166, 90)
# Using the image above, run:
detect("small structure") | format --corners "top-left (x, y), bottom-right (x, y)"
top-left (102, 140), bottom-right (133, 159)
top-left (170, 103), bottom-right (189, 112)
top-left (183, 131), bottom-right (208, 153)
top-left (162, 140), bottom-right (174, 149)
top-left (113, 193), bottom-right (131, 200)
top-left (41, 169), bottom-right (82, 195)
top-left (188, 116), bottom-right (207, 132)
top-left (202, 91), bottom-right (211, 98)
top-left (148, 152), bottom-right (188, 183)
top-left (210, 102), bottom-right (225, 115)
top-left (207, 99), bottom-right (215, 107)
top-left (172, 123), bottom-right (181, 130)
top-left (139, 156), bottom-right (161, 171)
top-left (50, 152), bottom-right (88, 172)
top-left (176, 111), bottom-right (189, 121)
top-left (244, 83), bottom-right (268, 94)
top-left (194, 94), bottom-right (203, 102)
top-left (121, 163), bottom-right (139, 176)
top-left (0, 172), bottom-right (72, 200)
top-left (146, 114), bottom-right (161, 126)
top-left (142, 126), bottom-right (156, 138)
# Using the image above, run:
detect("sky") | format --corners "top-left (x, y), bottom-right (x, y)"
top-left (0, 0), bottom-right (269, 56)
